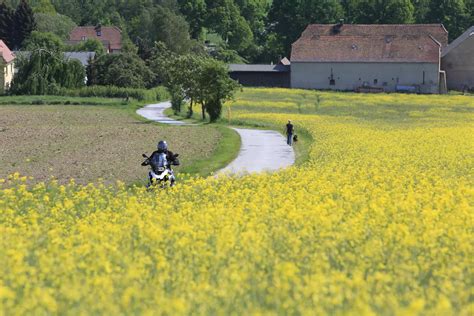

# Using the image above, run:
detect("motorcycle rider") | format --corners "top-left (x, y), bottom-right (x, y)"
top-left (146, 140), bottom-right (179, 186)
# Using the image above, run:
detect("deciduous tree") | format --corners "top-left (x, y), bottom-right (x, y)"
top-left (34, 13), bottom-right (76, 40)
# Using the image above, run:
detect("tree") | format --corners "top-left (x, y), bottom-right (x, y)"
top-left (198, 58), bottom-right (238, 122)
top-left (34, 13), bottom-right (76, 40)
top-left (70, 38), bottom-right (106, 56)
top-left (23, 31), bottom-right (65, 52)
top-left (149, 43), bottom-right (238, 121)
top-left (32, 0), bottom-right (56, 14)
top-left (14, 0), bottom-right (37, 49)
top-left (0, 2), bottom-right (15, 47)
top-left (148, 43), bottom-right (191, 114)
top-left (412, 0), bottom-right (431, 22)
top-left (91, 53), bottom-right (153, 88)
top-left (129, 5), bottom-right (194, 54)
top-left (426, 0), bottom-right (469, 40)
top-left (178, 0), bottom-right (206, 39)
top-left (353, 0), bottom-right (415, 24)
top-left (11, 48), bottom-right (85, 95)
top-left (205, 0), bottom-right (254, 54)
top-left (267, 0), bottom-right (343, 60)
top-left (153, 6), bottom-right (193, 53)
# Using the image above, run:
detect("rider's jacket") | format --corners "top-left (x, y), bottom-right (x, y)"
top-left (149, 150), bottom-right (178, 173)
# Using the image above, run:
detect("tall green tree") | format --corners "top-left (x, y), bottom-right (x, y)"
top-left (90, 53), bottom-right (153, 88)
top-left (129, 5), bottom-right (193, 54)
top-left (34, 13), bottom-right (76, 40)
top-left (412, 0), bottom-right (431, 22)
top-left (32, 0), bottom-right (56, 14)
top-left (426, 0), bottom-right (469, 40)
top-left (206, 0), bottom-right (254, 55)
top-left (197, 58), bottom-right (238, 122)
top-left (178, 0), bottom-right (206, 39)
top-left (0, 2), bottom-right (15, 47)
top-left (23, 31), bottom-right (65, 52)
top-left (353, 0), bottom-right (415, 24)
top-left (267, 0), bottom-right (343, 60)
top-left (14, 0), bottom-right (37, 49)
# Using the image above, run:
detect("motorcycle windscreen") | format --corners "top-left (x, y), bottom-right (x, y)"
top-left (150, 153), bottom-right (168, 173)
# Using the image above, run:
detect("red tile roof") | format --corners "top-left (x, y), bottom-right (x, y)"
top-left (292, 24), bottom-right (446, 63)
top-left (292, 35), bottom-right (441, 63)
top-left (0, 40), bottom-right (14, 63)
top-left (69, 26), bottom-right (122, 51)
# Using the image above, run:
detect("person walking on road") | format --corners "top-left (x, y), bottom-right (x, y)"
top-left (285, 120), bottom-right (294, 146)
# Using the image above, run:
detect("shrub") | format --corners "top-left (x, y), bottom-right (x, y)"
top-left (57, 86), bottom-right (169, 102)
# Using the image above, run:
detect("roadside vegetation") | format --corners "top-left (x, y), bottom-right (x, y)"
top-left (2, 89), bottom-right (472, 314)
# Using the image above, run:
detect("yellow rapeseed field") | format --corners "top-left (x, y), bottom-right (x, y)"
top-left (1, 89), bottom-right (473, 315)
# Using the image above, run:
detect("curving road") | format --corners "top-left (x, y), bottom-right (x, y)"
top-left (137, 102), bottom-right (295, 174)
top-left (136, 101), bottom-right (188, 125)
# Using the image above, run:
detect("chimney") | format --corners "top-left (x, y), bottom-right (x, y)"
top-left (95, 24), bottom-right (102, 37)
top-left (331, 19), bottom-right (345, 35)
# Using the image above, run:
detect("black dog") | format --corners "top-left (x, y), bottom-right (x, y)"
top-left (293, 134), bottom-right (298, 143)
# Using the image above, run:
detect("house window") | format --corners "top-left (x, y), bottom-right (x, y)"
top-left (81, 36), bottom-right (86, 41)
top-left (96, 31), bottom-right (102, 36)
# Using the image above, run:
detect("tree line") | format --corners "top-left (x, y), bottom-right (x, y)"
top-left (0, 0), bottom-right (472, 121)
top-left (1, 0), bottom-right (472, 63)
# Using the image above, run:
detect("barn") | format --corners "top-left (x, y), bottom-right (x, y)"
top-left (229, 59), bottom-right (290, 88)
top-left (441, 26), bottom-right (474, 92)
top-left (290, 24), bottom-right (448, 93)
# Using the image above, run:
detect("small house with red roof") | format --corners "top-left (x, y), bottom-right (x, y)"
top-left (0, 40), bottom-right (15, 94)
top-left (68, 25), bottom-right (122, 53)
top-left (291, 23), bottom-right (448, 93)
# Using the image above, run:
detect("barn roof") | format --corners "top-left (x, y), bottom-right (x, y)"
top-left (69, 26), bottom-right (122, 51)
top-left (298, 24), bottom-right (448, 46)
top-left (64, 52), bottom-right (96, 66)
top-left (0, 40), bottom-right (15, 64)
top-left (442, 26), bottom-right (474, 57)
top-left (292, 24), bottom-right (445, 63)
top-left (14, 51), bottom-right (96, 67)
top-left (229, 64), bottom-right (290, 72)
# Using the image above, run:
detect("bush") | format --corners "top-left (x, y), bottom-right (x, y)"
top-left (57, 86), bottom-right (169, 102)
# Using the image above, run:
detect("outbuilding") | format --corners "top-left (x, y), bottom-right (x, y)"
top-left (441, 26), bottom-right (474, 91)
top-left (229, 61), bottom-right (290, 88)
top-left (291, 24), bottom-right (448, 93)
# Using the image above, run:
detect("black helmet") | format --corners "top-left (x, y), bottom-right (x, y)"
top-left (157, 140), bottom-right (168, 152)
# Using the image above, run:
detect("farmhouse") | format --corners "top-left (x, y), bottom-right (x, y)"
top-left (441, 26), bottom-right (474, 91)
top-left (69, 25), bottom-right (122, 53)
top-left (229, 58), bottom-right (290, 88)
top-left (0, 40), bottom-right (15, 94)
top-left (291, 24), bottom-right (448, 93)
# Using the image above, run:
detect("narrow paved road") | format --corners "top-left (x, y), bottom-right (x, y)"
top-left (136, 101), bottom-right (188, 125)
top-left (137, 102), bottom-right (295, 174)
top-left (219, 128), bottom-right (294, 174)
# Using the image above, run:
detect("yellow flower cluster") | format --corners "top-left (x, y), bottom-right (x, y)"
top-left (1, 89), bottom-right (473, 314)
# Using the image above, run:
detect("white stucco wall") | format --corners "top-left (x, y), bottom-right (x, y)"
top-left (1, 61), bottom-right (14, 94)
top-left (441, 37), bottom-right (474, 91)
top-left (291, 62), bottom-right (440, 93)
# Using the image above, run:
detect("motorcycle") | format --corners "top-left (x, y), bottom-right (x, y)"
top-left (141, 153), bottom-right (180, 188)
